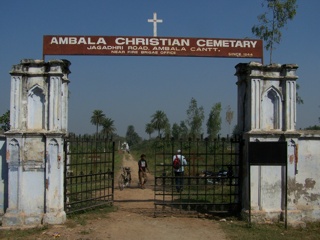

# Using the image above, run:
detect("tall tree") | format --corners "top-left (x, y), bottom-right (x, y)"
top-left (296, 84), bottom-right (304, 105)
top-left (252, 0), bottom-right (297, 63)
top-left (145, 123), bottom-right (154, 139)
top-left (186, 97), bottom-right (204, 139)
top-left (172, 121), bottom-right (189, 140)
top-left (0, 110), bottom-right (10, 132)
top-left (163, 122), bottom-right (171, 138)
top-left (171, 123), bottom-right (180, 140)
top-left (126, 125), bottom-right (141, 146)
top-left (206, 102), bottom-right (222, 140)
top-left (101, 118), bottom-right (116, 139)
top-left (150, 110), bottom-right (169, 137)
top-left (179, 121), bottom-right (189, 139)
top-left (225, 105), bottom-right (234, 135)
top-left (90, 110), bottom-right (106, 135)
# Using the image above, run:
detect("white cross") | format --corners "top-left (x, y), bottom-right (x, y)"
top-left (148, 12), bottom-right (163, 37)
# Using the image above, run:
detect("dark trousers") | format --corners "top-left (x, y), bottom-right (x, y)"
top-left (174, 171), bottom-right (184, 192)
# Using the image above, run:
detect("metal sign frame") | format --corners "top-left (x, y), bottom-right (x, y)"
top-left (43, 35), bottom-right (263, 62)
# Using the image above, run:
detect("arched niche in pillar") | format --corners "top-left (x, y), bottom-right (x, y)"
top-left (48, 139), bottom-right (60, 171)
top-left (262, 87), bottom-right (283, 130)
top-left (8, 139), bottom-right (20, 164)
top-left (27, 85), bottom-right (45, 130)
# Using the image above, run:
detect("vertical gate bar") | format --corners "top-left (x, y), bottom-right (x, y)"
top-left (89, 136), bottom-right (92, 205)
top-left (213, 138), bottom-right (217, 203)
top-left (111, 141), bottom-right (115, 203)
top-left (195, 138), bottom-right (199, 204)
top-left (76, 136), bottom-right (80, 208)
top-left (221, 138), bottom-right (225, 203)
top-left (83, 136), bottom-right (87, 208)
top-left (80, 136), bottom-right (84, 207)
top-left (153, 140), bottom-right (156, 214)
top-left (105, 137), bottom-right (108, 200)
top-left (63, 138), bottom-right (68, 212)
top-left (104, 138), bottom-right (107, 201)
top-left (239, 136), bottom-right (243, 214)
top-left (107, 138), bottom-right (110, 201)
top-left (84, 136), bottom-right (87, 207)
top-left (230, 139), bottom-right (233, 206)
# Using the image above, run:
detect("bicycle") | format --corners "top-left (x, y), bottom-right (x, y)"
top-left (118, 167), bottom-right (132, 191)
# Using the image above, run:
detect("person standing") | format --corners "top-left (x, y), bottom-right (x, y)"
top-left (138, 154), bottom-right (149, 189)
top-left (173, 149), bottom-right (187, 193)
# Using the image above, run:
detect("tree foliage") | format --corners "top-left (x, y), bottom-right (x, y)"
top-left (145, 123), bottom-right (154, 139)
top-left (179, 121), bottom-right (189, 139)
top-left (101, 118), bottom-right (116, 139)
top-left (171, 123), bottom-right (180, 139)
top-left (252, 0), bottom-right (297, 63)
top-left (90, 110), bottom-right (106, 135)
top-left (296, 83), bottom-right (304, 105)
top-left (304, 125), bottom-right (320, 130)
top-left (0, 110), bottom-right (10, 132)
top-left (125, 125), bottom-right (142, 146)
top-left (225, 105), bottom-right (234, 135)
top-left (172, 121), bottom-right (189, 140)
top-left (150, 110), bottom-right (169, 137)
top-left (186, 97), bottom-right (204, 139)
top-left (206, 102), bottom-right (222, 140)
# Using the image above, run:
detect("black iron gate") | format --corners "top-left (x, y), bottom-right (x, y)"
top-left (64, 135), bottom-right (115, 214)
top-left (153, 135), bottom-right (243, 216)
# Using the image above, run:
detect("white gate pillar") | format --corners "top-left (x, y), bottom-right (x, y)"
top-left (235, 62), bottom-right (298, 133)
top-left (235, 62), bottom-right (302, 224)
top-left (3, 59), bottom-right (70, 226)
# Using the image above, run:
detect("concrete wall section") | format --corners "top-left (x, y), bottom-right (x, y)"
top-left (288, 131), bottom-right (320, 222)
top-left (2, 59), bottom-right (70, 227)
top-left (0, 135), bottom-right (8, 222)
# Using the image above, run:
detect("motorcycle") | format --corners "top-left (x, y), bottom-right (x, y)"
top-left (200, 166), bottom-right (234, 185)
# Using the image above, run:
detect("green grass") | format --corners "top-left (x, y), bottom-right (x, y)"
top-left (0, 226), bottom-right (49, 239)
top-left (1, 205), bottom-right (320, 240)
top-left (219, 220), bottom-right (320, 240)
top-left (0, 205), bottom-right (117, 239)
top-left (67, 205), bottom-right (116, 226)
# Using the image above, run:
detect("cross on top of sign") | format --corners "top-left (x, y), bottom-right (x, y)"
top-left (148, 12), bottom-right (163, 37)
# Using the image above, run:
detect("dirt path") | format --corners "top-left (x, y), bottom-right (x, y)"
top-left (43, 154), bottom-right (228, 240)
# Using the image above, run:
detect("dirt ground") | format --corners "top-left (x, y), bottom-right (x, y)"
top-left (40, 154), bottom-right (228, 240)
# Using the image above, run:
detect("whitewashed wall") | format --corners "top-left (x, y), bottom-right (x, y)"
top-left (0, 135), bottom-right (7, 222)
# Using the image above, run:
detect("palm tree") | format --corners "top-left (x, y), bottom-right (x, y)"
top-left (145, 123), bottom-right (154, 139)
top-left (90, 110), bottom-right (106, 135)
top-left (150, 110), bottom-right (169, 137)
top-left (101, 118), bottom-right (116, 139)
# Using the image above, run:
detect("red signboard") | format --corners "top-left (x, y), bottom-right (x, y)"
top-left (43, 35), bottom-right (263, 60)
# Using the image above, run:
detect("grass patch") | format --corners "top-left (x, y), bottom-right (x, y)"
top-left (0, 205), bottom-right (117, 239)
top-left (67, 205), bottom-right (117, 226)
top-left (0, 225), bottom-right (49, 239)
top-left (219, 220), bottom-right (320, 240)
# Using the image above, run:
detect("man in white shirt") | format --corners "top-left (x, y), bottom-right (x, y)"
top-left (172, 149), bottom-right (187, 193)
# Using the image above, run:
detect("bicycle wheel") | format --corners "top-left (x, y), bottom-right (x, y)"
top-left (118, 175), bottom-right (125, 191)
top-left (127, 173), bottom-right (132, 187)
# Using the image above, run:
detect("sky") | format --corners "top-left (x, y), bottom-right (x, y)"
top-left (0, 1), bottom-right (319, 139)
